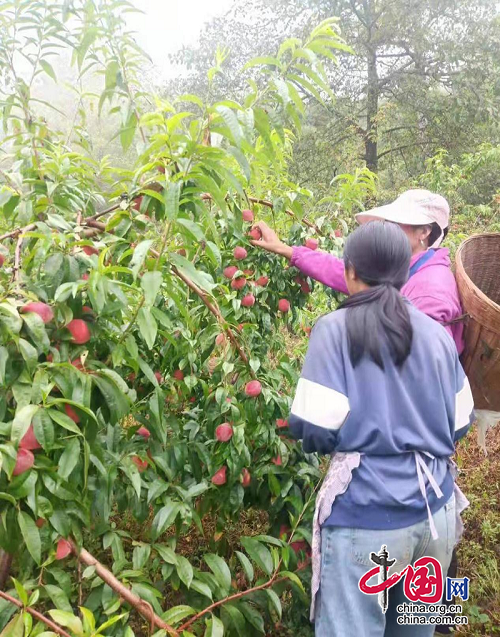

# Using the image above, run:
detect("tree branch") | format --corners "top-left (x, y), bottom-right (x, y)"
top-left (0, 591), bottom-right (72, 637)
top-left (69, 540), bottom-right (179, 636)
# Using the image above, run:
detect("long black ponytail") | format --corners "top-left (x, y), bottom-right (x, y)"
top-left (340, 221), bottom-right (413, 369)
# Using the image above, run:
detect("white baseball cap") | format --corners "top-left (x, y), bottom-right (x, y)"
top-left (355, 189), bottom-right (450, 247)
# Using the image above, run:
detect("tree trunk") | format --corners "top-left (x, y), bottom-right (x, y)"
top-left (365, 48), bottom-right (379, 173)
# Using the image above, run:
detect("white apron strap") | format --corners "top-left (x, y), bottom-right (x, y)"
top-left (414, 451), bottom-right (443, 541)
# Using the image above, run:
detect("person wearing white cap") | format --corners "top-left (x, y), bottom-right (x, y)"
top-left (251, 189), bottom-right (464, 354)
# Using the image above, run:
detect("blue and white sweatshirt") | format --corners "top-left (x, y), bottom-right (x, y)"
top-left (289, 304), bottom-right (475, 530)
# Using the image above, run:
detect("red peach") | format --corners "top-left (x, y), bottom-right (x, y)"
top-left (56, 538), bottom-right (72, 560)
top-left (0, 254), bottom-right (4, 267)
top-left (67, 319), bottom-right (90, 344)
top-left (276, 419), bottom-right (288, 429)
top-left (242, 209), bottom-right (254, 222)
top-left (154, 371), bottom-right (163, 384)
top-left (305, 238), bottom-right (319, 250)
top-left (215, 333), bottom-right (226, 346)
top-left (278, 299), bottom-right (290, 313)
top-left (223, 265), bottom-right (238, 279)
top-left (19, 424), bottom-right (41, 450)
top-left (65, 404), bottom-right (80, 423)
top-left (13, 448), bottom-right (35, 476)
top-left (245, 380), bottom-right (262, 397)
top-left (241, 294), bottom-right (255, 307)
top-left (231, 277), bottom-right (246, 290)
top-left (35, 518), bottom-right (45, 529)
top-left (256, 276), bottom-right (269, 287)
top-left (215, 423), bottom-right (233, 442)
top-left (132, 196), bottom-right (143, 211)
top-left (234, 247), bottom-right (247, 260)
top-left (21, 302), bottom-right (54, 324)
top-left (82, 273), bottom-right (89, 280)
top-left (241, 468), bottom-right (251, 487)
top-left (173, 370), bottom-right (184, 381)
top-left (83, 245), bottom-right (99, 256)
top-left (248, 227), bottom-right (262, 241)
top-left (335, 229), bottom-right (342, 238)
top-left (137, 427), bottom-right (150, 439)
top-left (132, 455), bottom-right (148, 472)
top-left (272, 455), bottom-right (282, 466)
top-left (211, 466), bottom-right (227, 486)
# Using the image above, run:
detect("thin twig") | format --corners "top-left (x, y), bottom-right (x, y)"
top-left (12, 234), bottom-right (23, 282)
top-left (0, 591), bottom-right (72, 637)
top-left (0, 223), bottom-right (36, 242)
top-left (70, 540), bottom-right (179, 636)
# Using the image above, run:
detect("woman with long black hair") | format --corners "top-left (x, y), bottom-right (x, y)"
top-left (289, 221), bottom-right (474, 637)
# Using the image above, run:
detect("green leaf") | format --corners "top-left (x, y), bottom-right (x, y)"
top-left (0, 302), bottom-right (22, 334)
top-left (216, 106), bottom-right (243, 146)
top-left (176, 555), bottom-right (194, 589)
top-left (170, 253), bottom-right (216, 293)
top-left (204, 616), bottom-right (224, 637)
top-left (0, 612), bottom-right (24, 637)
top-left (120, 111), bottom-right (137, 151)
top-left (279, 571), bottom-right (307, 596)
top-left (204, 554), bottom-right (231, 595)
top-left (0, 346), bottom-right (8, 384)
top-left (222, 605), bottom-right (246, 636)
top-left (243, 56), bottom-right (280, 70)
top-left (32, 409), bottom-right (54, 451)
top-left (48, 610), bottom-right (83, 635)
top-left (48, 408), bottom-right (81, 435)
top-left (177, 218), bottom-right (205, 242)
top-left (141, 271), bottom-right (162, 306)
top-left (130, 240), bottom-right (153, 279)
top-left (11, 404), bottom-right (39, 445)
top-left (92, 374), bottom-right (131, 424)
top-left (205, 241), bottom-right (221, 268)
top-left (235, 551), bottom-right (254, 584)
top-left (137, 307), bottom-right (157, 349)
top-left (150, 500), bottom-right (181, 540)
top-left (95, 612), bottom-right (127, 634)
top-left (165, 182), bottom-right (181, 221)
top-left (265, 589), bottom-right (282, 618)
top-left (40, 59), bottom-right (57, 82)
top-left (12, 579), bottom-right (28, 606)
top-left (238, 602), bottom-right (264, 633)
top-left (18, 338), bottom-right (38, 371)
top-left (105, 60), bottom-right (120, 89)
top-left (57, 437), bottom-right (80, 480)
top-left (161, 605), bottom-right (196, 625)
top-left (120, 462), bottom-right (142, 499)
top-left (240, 537), bottom-right (273, 576)
top-left (44, 585), bottom-right (73, 613)
top-left (190, 579), bottom-right (213, 600)
top-left (155, 544), bottom-right (177, 564)
top-left (22, 312), bottom-right (50, 352)
top-left (18, 511), bottom-right (41, 565)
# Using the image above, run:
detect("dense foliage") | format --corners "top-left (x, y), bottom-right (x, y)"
top-left (0, 2), bottom-right (357, 635)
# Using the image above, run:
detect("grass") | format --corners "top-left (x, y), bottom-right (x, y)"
top-left (455, 424), bottom-right (500, 634)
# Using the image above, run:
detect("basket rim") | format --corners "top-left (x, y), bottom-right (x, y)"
top-left (455, 232), bottom-right (500, 314)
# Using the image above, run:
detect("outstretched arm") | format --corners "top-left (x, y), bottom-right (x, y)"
top-left (250, 221), bottom-right (349, 294)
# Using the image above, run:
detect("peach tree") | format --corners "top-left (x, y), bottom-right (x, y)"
top-left (0, 2), bottom-right (352, 635)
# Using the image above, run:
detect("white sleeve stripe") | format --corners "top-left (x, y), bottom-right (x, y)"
top-left (291, 377), bottom-right (350, 431)
top-left (455, 376), bottom-right (474, 431)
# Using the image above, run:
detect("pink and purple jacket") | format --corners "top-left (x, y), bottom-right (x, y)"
top-left (291, 246), bottom-right (465, 354)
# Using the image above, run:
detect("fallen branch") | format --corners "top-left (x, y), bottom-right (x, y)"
top-left (0, 591), bottom-right (72, 637)
top-left (69, 540), bottom-right (179, 637)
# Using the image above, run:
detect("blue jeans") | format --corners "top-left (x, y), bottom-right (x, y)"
top-left (315, 495), bottom-right (456, 637)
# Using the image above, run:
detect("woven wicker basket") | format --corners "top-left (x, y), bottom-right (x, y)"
top-left (455, 233), bottom-right (500, 410)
